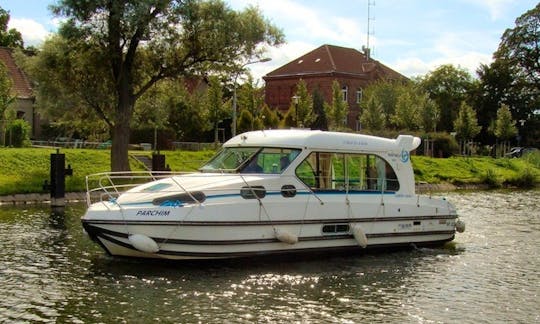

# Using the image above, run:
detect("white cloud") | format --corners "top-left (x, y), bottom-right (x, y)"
top-left (8, 18), bottom-right (51, 46)
top-left (392, 50), bottom-right (492, 78)
top-left (230, 0), bottom-right (365, 47)
top-left (249, 41), bottom-right (316, 82)
top-left (464, 0), bottom-right (515, 20)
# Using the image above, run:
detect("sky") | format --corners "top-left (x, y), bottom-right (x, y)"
top-left (2, 0), bottom-right (538, 81)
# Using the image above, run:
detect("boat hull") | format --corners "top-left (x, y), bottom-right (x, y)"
top-left (82, 212), bottom-right (457, 260)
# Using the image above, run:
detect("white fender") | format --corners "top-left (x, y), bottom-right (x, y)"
top-left (352, 225), bottom-right (368, 248)
top-left (129, 234), bottom-right (160, 253)
top-left (455, 219), bottom-right (466, 233)
top-left (275, 229), bottom-right (298, 244)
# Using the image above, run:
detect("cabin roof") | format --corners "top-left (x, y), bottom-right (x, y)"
top-left (225, 129), bottom-right (420, 153)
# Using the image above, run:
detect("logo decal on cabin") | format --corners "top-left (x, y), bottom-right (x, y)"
top-left (401, 150), bottom-right (409, 162)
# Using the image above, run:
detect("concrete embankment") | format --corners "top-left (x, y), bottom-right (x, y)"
top-left (0, 192), bottom-right (87, 205)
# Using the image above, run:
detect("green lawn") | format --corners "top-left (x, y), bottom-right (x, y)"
top-left (0, 147), bottom-right (538, 196)
top-left (412, 154), bottom-right (540, 187)
top-left (0, 148), bottom-right (215, 195)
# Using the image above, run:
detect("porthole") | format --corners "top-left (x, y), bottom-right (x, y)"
top-left (281, 184), bottom-right (296, 198)
top-left (240, 186), bottom-right (266, 199)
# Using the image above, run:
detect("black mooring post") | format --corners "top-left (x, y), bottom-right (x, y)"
top-left (152, 152), bottom-right (170, 172)
top-left (48, 149), bottom-right (73, 207)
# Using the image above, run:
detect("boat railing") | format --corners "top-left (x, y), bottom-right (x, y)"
top-left (85, 171), bottom-right (399, 209)
top-left (85, 171), bottom-right (185, 206)
top-left (85, 171), bottom-right (322, 207)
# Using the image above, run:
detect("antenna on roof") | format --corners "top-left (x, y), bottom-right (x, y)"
top-left (363, 0), bottom-right (375, 61)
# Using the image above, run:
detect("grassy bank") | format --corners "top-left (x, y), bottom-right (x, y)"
top-left (0, 148), bottom-right (214, 195)
top-left (412, 154), bottom-right (540, 188)
top-left (0, 147), bottom-right (538, 196)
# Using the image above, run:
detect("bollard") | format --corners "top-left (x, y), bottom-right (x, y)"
top-left (152, 153), bottom-right (170, 172)
top-left (46, 149), bottom-right (73, 207)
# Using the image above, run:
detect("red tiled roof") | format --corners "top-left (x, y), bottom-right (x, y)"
top-left (0, 46), bottom-right (33, 99)
top-left (264, 44), bottom-right (405, 80)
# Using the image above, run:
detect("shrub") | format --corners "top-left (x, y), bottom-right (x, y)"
top-left (508, 168), bottom-right (538, 188)
top-left (521, 150), bottom-right (540, 168)
top-left (480, 169), bottom-right (502, 188)
top-left (415, 132), bottom-right (459, 157)
top-left (5, 119), bottom-right (31, 147)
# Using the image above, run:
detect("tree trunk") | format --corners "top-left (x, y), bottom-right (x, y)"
top-left (111, 91), bottom-right (134, 172)
top-left (111, 117), bottom-right (131, 172)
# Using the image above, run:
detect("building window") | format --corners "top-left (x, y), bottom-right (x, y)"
top-left (341, 85), bottom-right (348, 102)
top-left (356, 89), bottom-right (363, 104)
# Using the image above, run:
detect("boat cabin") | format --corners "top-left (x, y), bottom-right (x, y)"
top-left (200, 129), bottom-right (419, 195)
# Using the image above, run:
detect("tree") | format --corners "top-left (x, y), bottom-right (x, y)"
top-left (419, 65), bottom-right (474, 132)
top-left (290, 79), bottom-right (315, 128)
top-left (324, 80), bottom-right (349, 131)
top-left (0, 62), bottom-right (15, 146)
top-left (237, 75), bottom-right (267, 130)
top-left (206, 76), bottom-right (227, 143)
top-left (23, 35), bottom-right (117, 140)
top-left (496, 3), bottom-right (540, 94)
top-left (453, 101), bottom-right (481, 155)
top-left (237, 109), bottom-right (254, 134)
top-left (165, 80), bottom-right (212, 141)
top-left (50, 0), bottom-right (284, 171)
top-left (418, 93), bottom-right (440, 132)
top-left (360, 96), bottom-right (385, 131)
top-left (491, 3), bottom-right (540, 146)
top-left (0, 7), bottom-right (23, 48)
top-left (361, 79), bottom-right (402, 128)
top-left (494, 104), bottom-right (517, 142)
top-left (311, 88), bottom-right (328, 130)
top-left (393, 91), bottom-right (420, 131)
top-left (474, 61), bottom-right (514, 144)
top-left (259, 104), bottom-right (279, 129)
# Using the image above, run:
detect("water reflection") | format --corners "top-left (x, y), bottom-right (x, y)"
top-left (1, 190), bottom-right (539, 323)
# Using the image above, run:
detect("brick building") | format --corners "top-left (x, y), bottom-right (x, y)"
top-left (263, 44), bottom-right (406, 130)
top-left (0, 46), bottom-right (41, 138)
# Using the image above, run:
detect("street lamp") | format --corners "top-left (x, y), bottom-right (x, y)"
top-left (232, 57), bottom-right (272, 137)
top-left (291, 95), bottom-right (300, 128)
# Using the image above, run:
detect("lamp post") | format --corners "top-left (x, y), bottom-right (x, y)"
top-left (232, 57), bottom-right (271, 137)
top-left (291, 95), bottom-right (300, 128)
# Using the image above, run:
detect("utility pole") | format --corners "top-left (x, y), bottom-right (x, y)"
top-left (363, 0), bottom-right (375, 60)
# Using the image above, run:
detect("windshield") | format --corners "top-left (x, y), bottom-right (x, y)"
top-left (200, 147), bottom-right (301, 174)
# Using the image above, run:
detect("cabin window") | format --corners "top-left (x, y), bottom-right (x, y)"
top-left (322, 224), bottom-right (350, 234)
top-left (241, 148), bottom-right (300, 174)
top-left (295, 152), bottom-right (399, 192)
top-left (200, 147), bottom-right (300, 174)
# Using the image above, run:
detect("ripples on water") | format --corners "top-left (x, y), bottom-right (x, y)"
top-left (0, 190), bottom-right (539, 323)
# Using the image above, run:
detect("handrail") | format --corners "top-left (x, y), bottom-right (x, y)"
top-left (85, 171), bottom-right (359, 210)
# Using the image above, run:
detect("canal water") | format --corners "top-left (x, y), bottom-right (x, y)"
top-left (1, 190), bottom-right (539, 323)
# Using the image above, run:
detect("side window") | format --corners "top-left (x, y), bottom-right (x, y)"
top-left (296, 152), bottom-right (399, 192)
top-left (369, 155), bottom-right (399, 192)
top-left (296, 157), bottom-right (316, 187)
top-left (242, 148), bottom-right (300, 174)
top-left (295, 152), bottom-right (345, 191)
